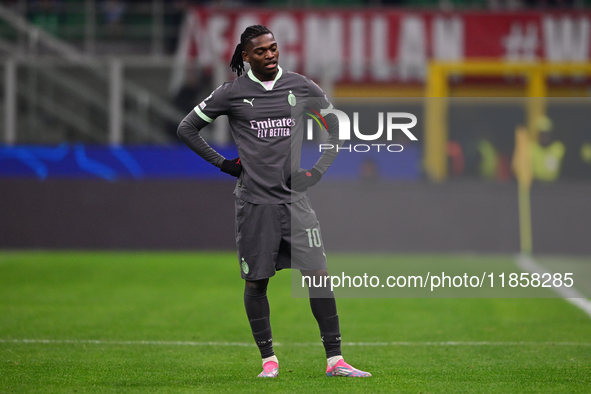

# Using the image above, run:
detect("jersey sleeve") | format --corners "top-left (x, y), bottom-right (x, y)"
top-left (192, 82), bottom-right (232, 129)
top-left (177, 110), bottom-right (226, 168)
top-left (306, 77), bottom-right (333, 112)
top-left (305, 77), bottom-right (343, 175)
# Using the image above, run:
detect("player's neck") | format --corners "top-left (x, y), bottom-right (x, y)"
top-left (251, 69), bottom-right (278, 82)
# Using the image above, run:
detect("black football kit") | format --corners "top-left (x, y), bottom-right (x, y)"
top-left (178, 66), bottom-right (343, 362)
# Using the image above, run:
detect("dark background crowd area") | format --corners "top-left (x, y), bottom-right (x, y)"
top-left (0, 0), bottom-right (585, 58)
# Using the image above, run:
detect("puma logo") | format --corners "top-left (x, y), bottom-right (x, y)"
top-left (243, 98), bottom-right (254, 107)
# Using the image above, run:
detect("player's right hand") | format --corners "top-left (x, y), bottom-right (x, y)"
top-left (220, 157), bottom-right (242, 177)
top-left (287, 168), bottom-right (322, 192)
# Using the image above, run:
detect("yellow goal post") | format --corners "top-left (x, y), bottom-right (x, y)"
top-left (424, 61), bottom-right (591, 182)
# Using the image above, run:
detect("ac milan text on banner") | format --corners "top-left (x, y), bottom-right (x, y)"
top-left (175, 8), bottom-right (591, 86)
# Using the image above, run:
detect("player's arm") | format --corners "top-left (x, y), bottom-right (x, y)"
top-left (177, 86), bottom-right (242, 177)
top-left (312, 109), bottom-right (342, 174)
top-left (288, 80), bottom-right (344, 192)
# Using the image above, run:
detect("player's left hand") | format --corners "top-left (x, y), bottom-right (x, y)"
top-left (220, 157), bottom-right (242, 177)
top-left (287, 168), bottom-right (322, 192)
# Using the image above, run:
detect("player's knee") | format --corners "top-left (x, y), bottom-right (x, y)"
top-left (245, 279), bottom-right (269, 297)
top-left (301, 269), bottom-right (333, 296)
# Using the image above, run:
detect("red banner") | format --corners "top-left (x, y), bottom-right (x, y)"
top-left (175, 8), bottom-right (591, 83)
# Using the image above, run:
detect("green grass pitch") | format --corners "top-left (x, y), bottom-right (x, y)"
top-left (1, 251), bottom-right (590, 393)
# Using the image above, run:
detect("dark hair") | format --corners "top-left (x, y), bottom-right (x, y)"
top-left (229, 25), bottom-right (273, 77)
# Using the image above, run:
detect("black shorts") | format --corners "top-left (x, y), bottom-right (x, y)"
top-left (235, 196), bottom-right (327, 280)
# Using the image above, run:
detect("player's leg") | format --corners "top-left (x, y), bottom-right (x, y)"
top-left (290, 197), bottom-right (371, 377)
top-left (244, 278), bottom-right (279, 378)
top-left (302, 268), bottom-right (371, 377)
top-left (302, 268), bottom-right (342, 358)
top-left (235, 198), bottom-right (282, 378)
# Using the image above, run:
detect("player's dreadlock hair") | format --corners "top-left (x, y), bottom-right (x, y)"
top-left (230, 25), bottom-right (273, 77)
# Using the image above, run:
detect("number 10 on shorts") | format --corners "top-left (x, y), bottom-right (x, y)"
top-left (305, 228), bottom-right (322, 247)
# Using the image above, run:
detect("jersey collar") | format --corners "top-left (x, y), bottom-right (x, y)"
top-left (247, 66), bottom-right (283, 91)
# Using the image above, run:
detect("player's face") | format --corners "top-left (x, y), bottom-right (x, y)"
top-left (243, 33), bottom-right (279, 82)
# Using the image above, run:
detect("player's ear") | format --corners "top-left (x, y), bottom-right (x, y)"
top-left (242, 51), bottom-right (250, 64)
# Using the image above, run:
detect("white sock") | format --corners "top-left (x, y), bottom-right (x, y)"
top-left (327, 355), bottom-right (343, 368)
top-left (262, 355), bottom-right (278, 367)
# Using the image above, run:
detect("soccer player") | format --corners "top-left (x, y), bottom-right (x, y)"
top-left (177, 25), bottom-right (371, 379)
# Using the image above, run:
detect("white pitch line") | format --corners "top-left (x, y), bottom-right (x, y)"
top-left (516, 254), bottom-right (591, 319)
top-left (0, 339), bottom-right (589, 347)
top-left (0, 339), bottom-right (256, 347)
top-left (337, 341), bottom-right (591, 346)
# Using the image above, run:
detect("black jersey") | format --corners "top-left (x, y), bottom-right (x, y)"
top-left (178, 66), bottom-right (340, 204)
top-left (192, 66), bottom-right (336, 204)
